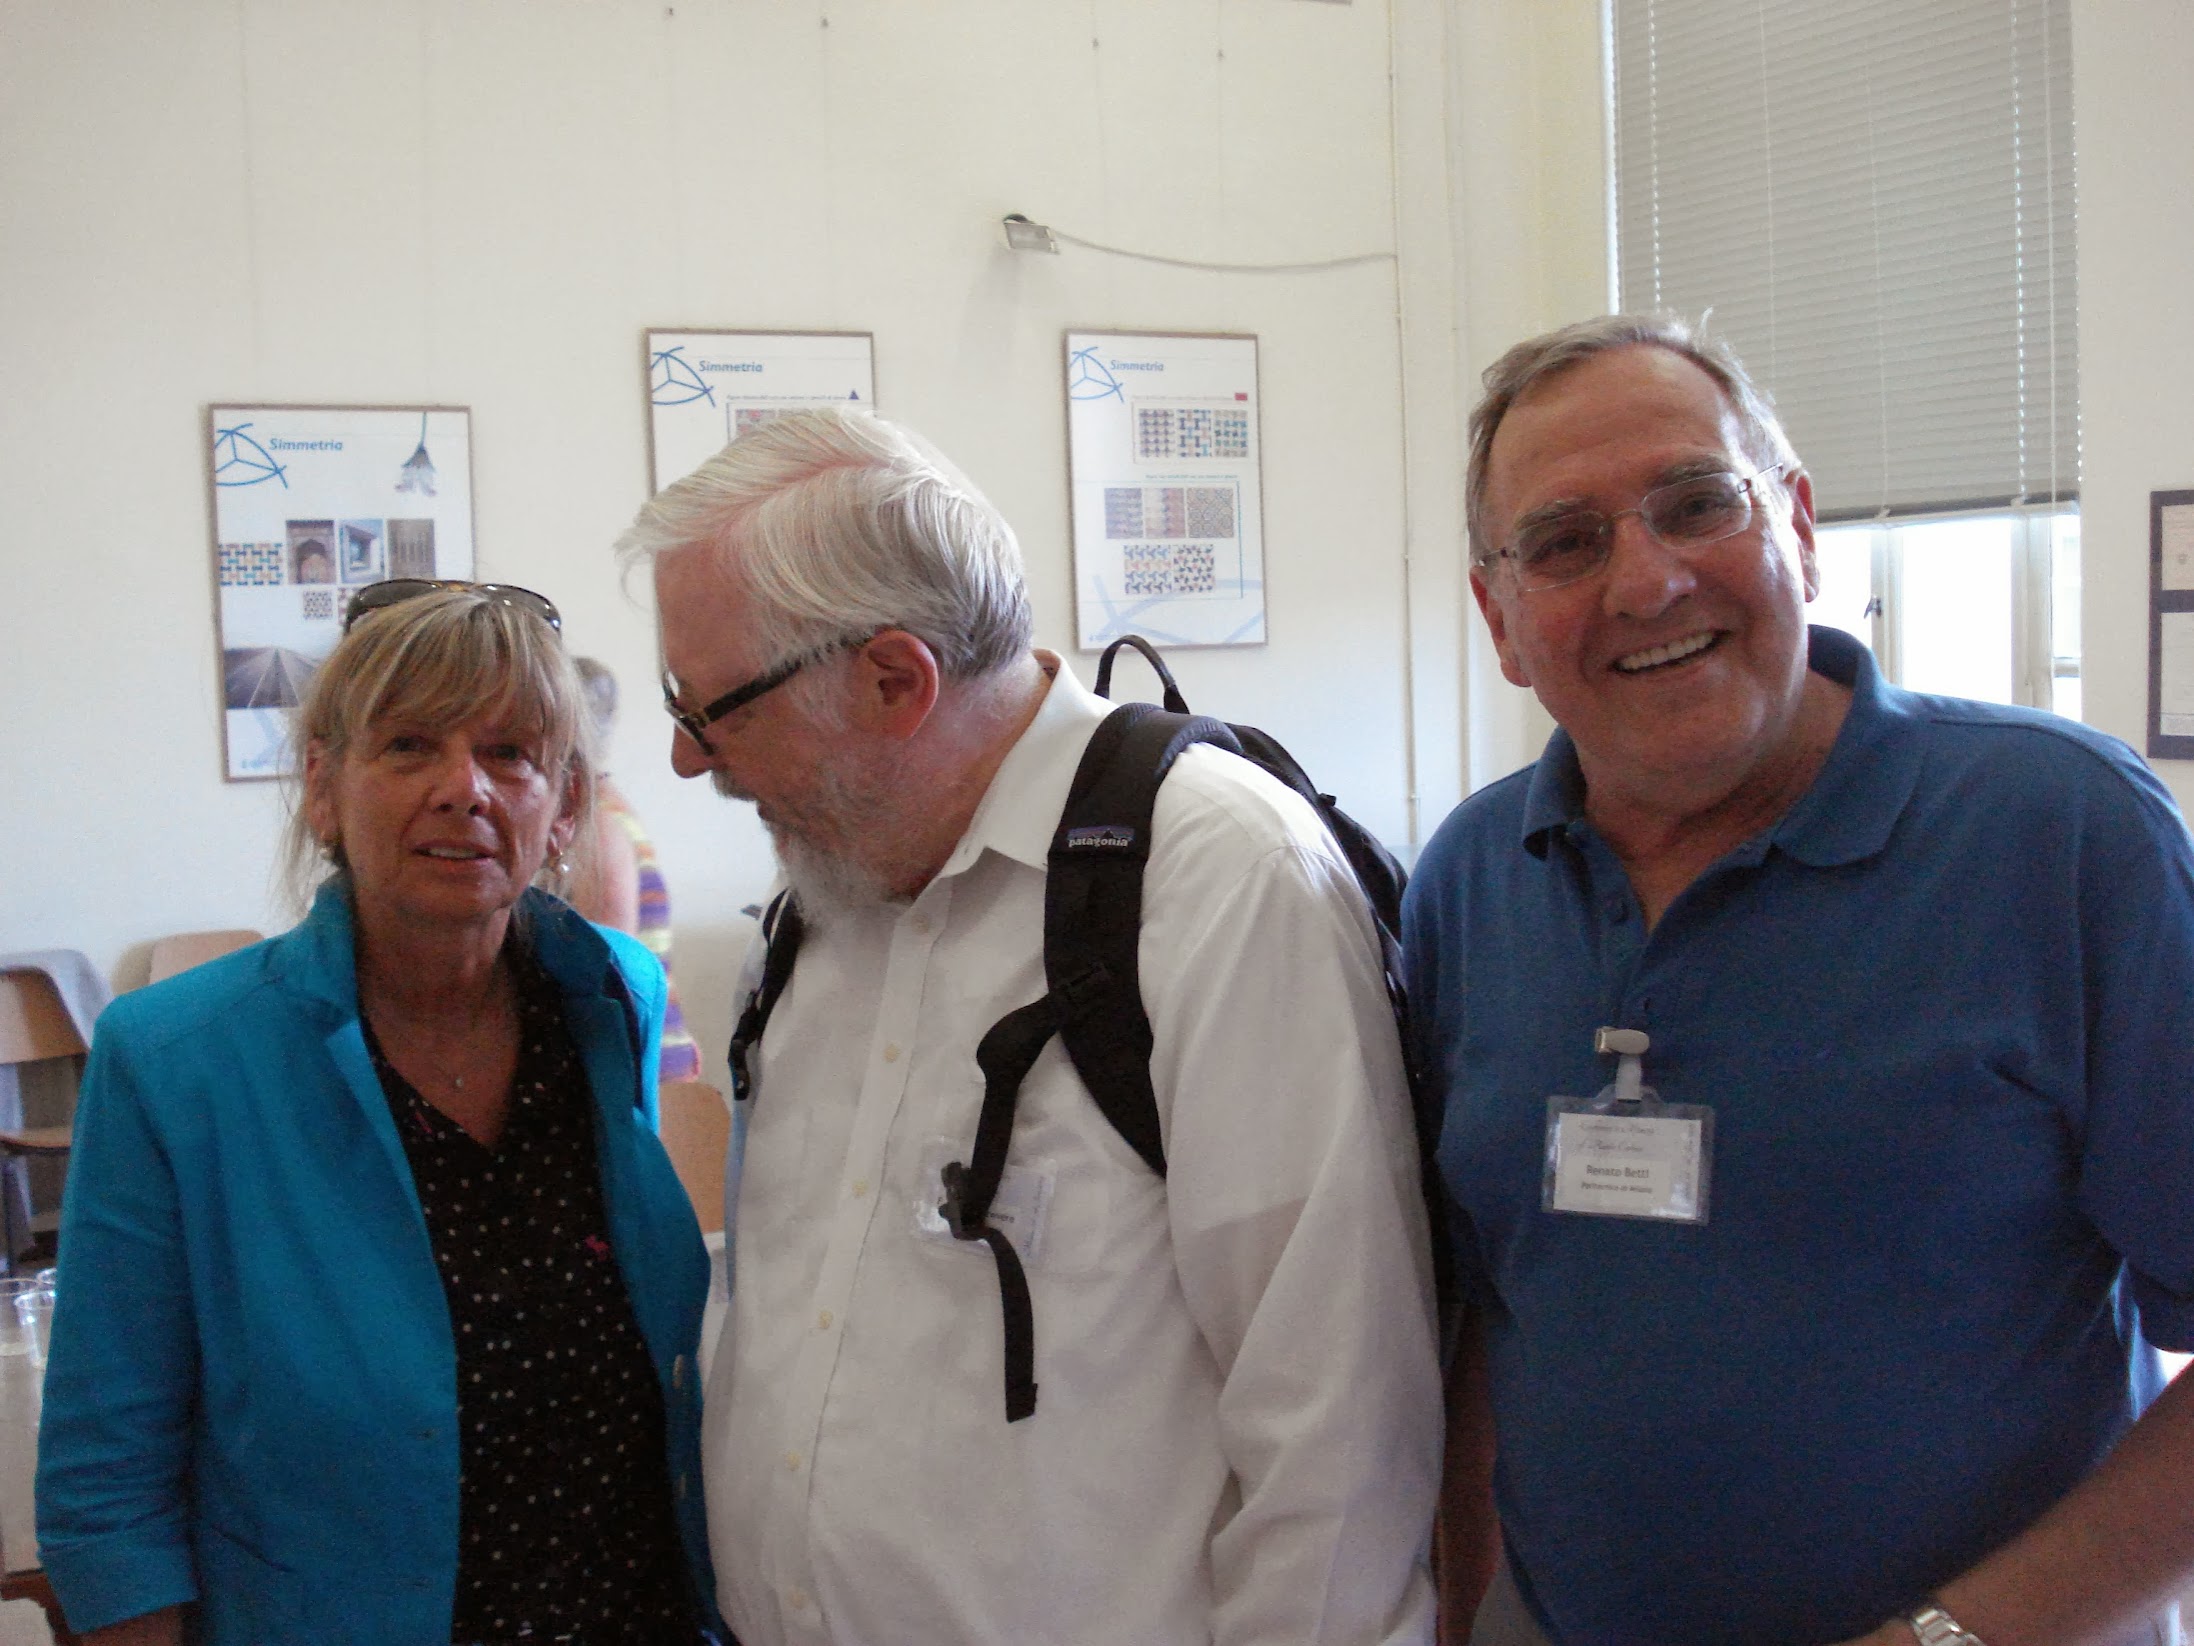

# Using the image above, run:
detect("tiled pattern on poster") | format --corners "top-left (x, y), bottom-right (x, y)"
top-left (218, 542), bottom-right (285, 586)
top-left (1184, 487), bottom-right (1235, 537)
top-left (1134, 404), bottom-right (1251, 462)
top-left (302, 589), bottom-right (335, 622)
top-left (1107, 486), bottom-right (1234, 541)
top-left (1120, 541), bottom-right (1222, 597)
top-left (1169, 543), bottom-right (1217, 593)
top-left (735, 408), bottom-right (789, 437)
top-left (1122, 543), bottom-right (1172, 595)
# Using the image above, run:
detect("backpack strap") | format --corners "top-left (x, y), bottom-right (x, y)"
top-left (1045, 702), bottom-right (1241, 1175)
top-left (942, 702), bottom-right (1237, 1422)
top-left (728, 891), bottom-right (805, 1105)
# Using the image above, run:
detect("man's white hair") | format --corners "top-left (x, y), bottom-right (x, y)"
top-left (616, 406), bottom-right (1033, 689)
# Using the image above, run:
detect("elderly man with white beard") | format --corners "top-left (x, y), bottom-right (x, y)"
top-left (615, 406), bottom-right (1441, 1646)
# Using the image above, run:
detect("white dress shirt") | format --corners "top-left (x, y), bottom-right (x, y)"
top-left (703, 654), bottom-right (1441, 1646)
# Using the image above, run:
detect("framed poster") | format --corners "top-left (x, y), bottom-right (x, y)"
top-left (205, 405), bottom-right (475, 781)
top-left (2149, 488), bottom-right (2194, 758)
top-left (645, 329), bottom-right (876, 493)
top-left (1064, 330), bottom-right (1266, 651)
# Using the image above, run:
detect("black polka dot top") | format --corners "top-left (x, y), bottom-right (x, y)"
top-left (366, 950), bottom-right (701, 1645)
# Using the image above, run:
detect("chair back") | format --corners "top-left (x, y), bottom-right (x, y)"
top-left (147, 929), bottom-right (262, 984)
top-left (0, 971), bottom-right (86, 1066)
top-left (657, 1079), bottom-right (730, 1234)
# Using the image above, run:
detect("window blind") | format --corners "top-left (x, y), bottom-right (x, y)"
top-left (1613, 0), bottom-right (2076, 520)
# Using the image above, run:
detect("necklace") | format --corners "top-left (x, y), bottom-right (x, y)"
top-left (365, 965), bottom-right (516, 1097)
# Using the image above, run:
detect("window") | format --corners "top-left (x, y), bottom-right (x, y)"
top-left (1811, 508), bottom-right (2080, 713)
top-left (1610, 0), bottom-right (2079, 714)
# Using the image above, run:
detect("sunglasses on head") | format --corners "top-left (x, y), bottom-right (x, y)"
top-left (341, 578), bottom-right (563, 634)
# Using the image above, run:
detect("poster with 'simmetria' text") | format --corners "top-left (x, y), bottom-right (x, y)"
top-left (1065, 331), bottom-right (1266, 651)
top-left (206, 405), bottom-right (475, 781)
top-left (645, 330), bottom-right (876, 494)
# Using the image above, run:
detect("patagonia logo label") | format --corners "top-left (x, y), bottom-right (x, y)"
top-left (1065, 825), bottom-right (1137, 850)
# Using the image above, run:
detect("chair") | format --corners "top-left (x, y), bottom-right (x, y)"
top-left (146, 929), bottom-right (261, 985)
top-left (0, 972), bottom-right (83, 1277)
top-left (657, 1080), bottom-right (731, 1235)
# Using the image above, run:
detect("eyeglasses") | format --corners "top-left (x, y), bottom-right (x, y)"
top-left (342, 578), bottom-right (562, 633)
top-left (660, 636), bottom-right (864, 749)
top-left (1486, 465), bottom-right (1796, 593)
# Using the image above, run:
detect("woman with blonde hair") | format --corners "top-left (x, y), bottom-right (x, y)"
top-left (37, 581), bottom-right (719, 1645)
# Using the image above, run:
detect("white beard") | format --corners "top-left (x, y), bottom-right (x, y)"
top-left (771, 828), bottom-right (895, 927)
top-left (714, 748), bottom-right (906, 928)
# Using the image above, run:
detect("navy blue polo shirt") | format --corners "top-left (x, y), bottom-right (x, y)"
top-left (1404, 627), bottom-right (2194, 1646)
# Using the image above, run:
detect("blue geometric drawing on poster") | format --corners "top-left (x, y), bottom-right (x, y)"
top-left (213, 423), bottom-right (289, 489)
top-left (1068, 346), bottom-right (1125, 402)
top-left (651, 345), bottom-right (715, 406)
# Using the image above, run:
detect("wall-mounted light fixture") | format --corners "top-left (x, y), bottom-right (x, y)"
top-left (1001, 214), bottom-right (1059, 254)
top-left (396, 412), bottom-right (438, 496)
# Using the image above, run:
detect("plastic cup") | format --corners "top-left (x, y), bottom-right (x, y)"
top-left (0, 1282), bottom-right (40, 1358)
top-left (13, 1290), bottom-right (53, 1366)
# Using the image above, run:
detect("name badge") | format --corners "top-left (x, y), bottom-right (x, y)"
top-left (910, 1136), bottom-right (1056, 1264)
top-left (1543, 1096), bottom-right (1714, 1224)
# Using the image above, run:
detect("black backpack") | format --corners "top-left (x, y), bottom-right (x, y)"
top-left (727, 635), bottom-right (1451, 1420)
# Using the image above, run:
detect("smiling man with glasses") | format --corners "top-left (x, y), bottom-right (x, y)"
top-left (1407, 315), bottom-right (2194, 1646)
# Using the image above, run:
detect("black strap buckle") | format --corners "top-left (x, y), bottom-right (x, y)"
top-left (938, 1160), bottom-right (977, 1240)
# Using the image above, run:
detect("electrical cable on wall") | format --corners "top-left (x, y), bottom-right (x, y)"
top-left (1001, 214), bottom-right (1392, 274)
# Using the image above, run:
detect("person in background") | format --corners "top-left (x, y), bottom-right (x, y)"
top-left (1409, 313), bottom-right (2194, 1646)
top-left (570, 654), bottom-right (703, 1084)
top-left (37, 582), bottom-right (718, 1645)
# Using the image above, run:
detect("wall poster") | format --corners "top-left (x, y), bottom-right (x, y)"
top-left (1064, 330), bottom-right (1265, 651)
top-left (205, 404), bottom-right (475, 781)
top-left (645, 329), bottom-right (876, 493)
top-left (2149, 488), bottom-right (2194, 758)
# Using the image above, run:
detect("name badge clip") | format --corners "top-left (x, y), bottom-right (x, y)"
top-left (1541, 1027), bottom-right (1715, 1225)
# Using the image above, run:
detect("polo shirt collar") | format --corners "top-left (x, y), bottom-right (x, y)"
top-left (1770, 625), bottom-right (1923, 867)
top-left (1518, 625), bottom-right (1921, 869)
top-left (938, 650), bottom-right (1111, 879)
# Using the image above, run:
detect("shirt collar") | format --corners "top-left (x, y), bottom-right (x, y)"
top-left (937, 650), bottom-right (1111, 879)
top-left (1519, 625), bottom-right (1921, 869)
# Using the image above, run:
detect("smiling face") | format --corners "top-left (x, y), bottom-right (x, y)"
top-left (1472, 343), bottom-right (1821, 822)
top-left (306, 708), bottom-right (579, 943)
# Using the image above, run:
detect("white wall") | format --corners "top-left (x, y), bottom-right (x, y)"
top-left (2072, 0), bottom-right (2194, 814)
top-left (0, 0), bottom-right (1479, 1063)
top-left (1389, 0), bottom-right (1608, 829)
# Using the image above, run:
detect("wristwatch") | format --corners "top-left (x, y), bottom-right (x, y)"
top-left (1906, 1602), bottom-right (1990, 1646)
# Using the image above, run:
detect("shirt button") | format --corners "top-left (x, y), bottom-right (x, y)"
top-left (883, 1043), bottom-right (902, 1063)
top-left (817, 1309), bottom-right (834, 1330)
top-left (787, 1587), bottom-right (811, 1612)
top-left (676, 1471), bottom-right (689, 1500)
top-left (672, 1354), bottom-right (686, 1389)
top-left (912, 914), bottom-right (932, 935)
top-left (784, 1450), bottom-right (803, 1472)
top-left (850, 1180), bottom-right (870, 1198)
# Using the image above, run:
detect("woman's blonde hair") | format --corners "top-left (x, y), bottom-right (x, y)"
top-left (280, 587), bottom-right (596, 912)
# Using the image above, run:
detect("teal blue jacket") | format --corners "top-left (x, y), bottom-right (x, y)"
top-left (35, 886), bottom-right (718, 1642)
